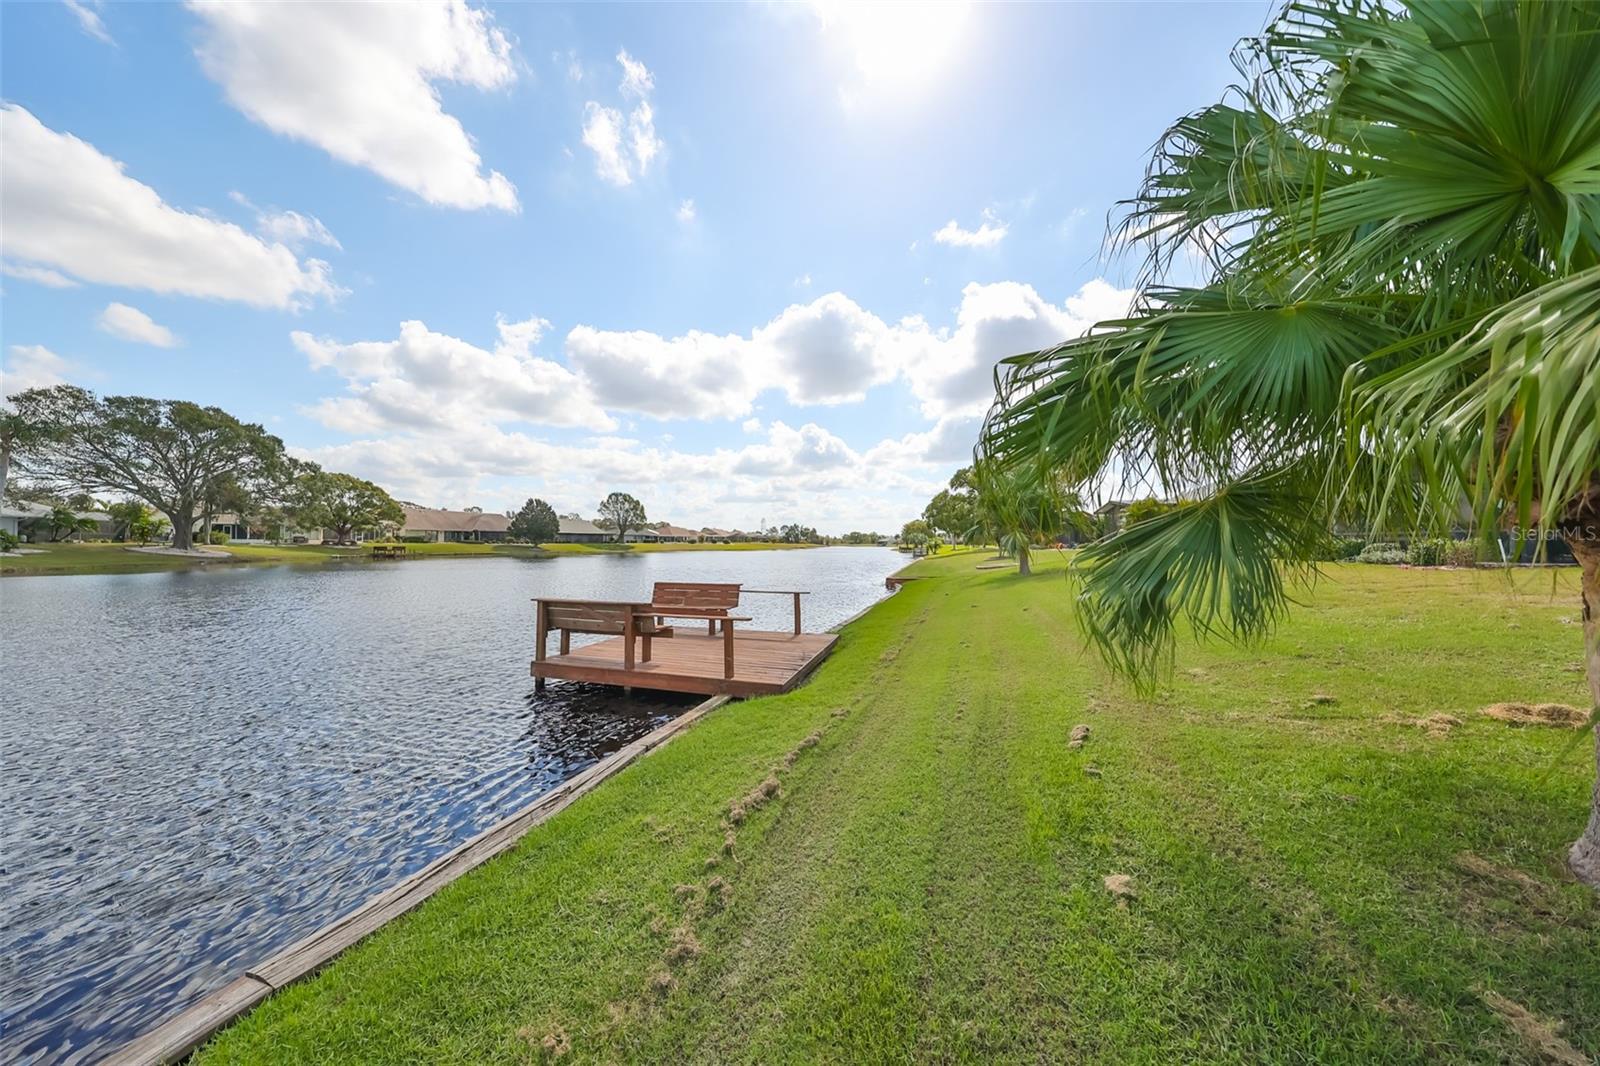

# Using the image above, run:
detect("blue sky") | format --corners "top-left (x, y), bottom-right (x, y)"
top-left (1, 1), bottom-right (1268, 533)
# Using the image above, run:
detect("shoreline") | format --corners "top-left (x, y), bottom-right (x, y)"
top-left (0, 539), bottom-right (826, 578)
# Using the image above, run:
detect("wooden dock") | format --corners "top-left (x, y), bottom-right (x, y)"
top-left (531, 629), bottom-right (836, 697)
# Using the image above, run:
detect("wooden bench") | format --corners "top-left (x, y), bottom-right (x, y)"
top-left (534, 599), bottom-right (672, 690)
top-left (650, 582), bottom-right (812, 635)
top-left (651, 582), bottom-right (742, 634)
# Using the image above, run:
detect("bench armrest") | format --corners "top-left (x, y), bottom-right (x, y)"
top-left (640, 608), bottom-right (751, 622)
top-left (736, 589), bottom-right (808, 634)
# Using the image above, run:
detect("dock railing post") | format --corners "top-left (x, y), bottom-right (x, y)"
top-left (623, 608), bottom-right (636, 671)
top-left (534, 600), bottom-right (548, 693)
top-left (723, 618), bottom-right (735, 679)
top-left (792, 592), bottom-right (802, 635)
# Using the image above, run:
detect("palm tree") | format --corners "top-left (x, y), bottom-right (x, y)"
top-left (967, 456), bottom-right (1069, 576)
top-left (45, 505), bottom-right (98, 542)
top-left (980, 0), bottom-right (1600, 884)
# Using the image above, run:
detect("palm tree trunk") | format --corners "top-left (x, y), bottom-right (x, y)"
top-left (1017, 544), bottom-right (1032, 576)
top-left (1567, 533), bottom-right (1600, 888)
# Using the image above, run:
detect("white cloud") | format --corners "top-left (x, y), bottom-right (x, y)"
top-left (189, 0), bottom-right (518, 211)
top-left (617, 48), bottom-right (654, 98)
top-left (676, 198), bottom-right (696, 223)
top-left (97, 302), bottom-right (179, 348)
top-left (295, 316), bottom-right (614, 436)
top-left (259, 210), bottom-right (340, 251)
top-left (628, 101), bottom-right (662, 171)
top-left (756, 292), bottom-right (902, 405)
top-left (565, 323), bottom-right (755, 417)
top-left (732, 421), bottom-right (857, 476)
top-left (565, 278), bottom-right (1132, 422)
top-left (62, 0), bottom-right (112, 43)
top-left (2, 345), bottom-right (75, 394)
top-left (2, 262), bottom-right (79, 289)
top-left (291, 417), bottom-right (947, 535)
top-left (230, 193), bottom-right (341, 251)
top-left (287, 279), bottom-right (1130, 530)
top-left (793, 273), bottom-right (812, 288)
top-left (899, 278), bottom-right (1132, 419)
top-left (0, 105), bottom-right (339, 309)
top-left (581, 104), bottom-right (631, 187)
top-left (863, 414), bottom-right (981, 468)
top-left (581, 50), bottom-right (663, 187)
top-left (933, 210), bottom-right (1008, 248)
top-left (565, 290), bottom-right (898, 418)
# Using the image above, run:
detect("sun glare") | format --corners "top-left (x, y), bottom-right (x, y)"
top-left (812, 1), bottom-right (972, 93)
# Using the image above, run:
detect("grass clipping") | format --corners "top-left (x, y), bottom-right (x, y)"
top-left (1479, 703), bottom-right (1588, 729)
top-left (1477, 990), bottom-right (1590, 1066)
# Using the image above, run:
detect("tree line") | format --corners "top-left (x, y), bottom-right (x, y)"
top-left (4, 385), bottom-right (404, 550)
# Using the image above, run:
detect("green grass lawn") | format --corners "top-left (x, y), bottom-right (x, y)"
top-left (0, 541), bottom-right (247, 575)
top-left (193, 555), bottom-right (1598, 1063)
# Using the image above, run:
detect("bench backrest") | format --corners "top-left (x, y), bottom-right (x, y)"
top-left (652, 581), bottom-right (741, 612)
top-left (543, 600), bottom-right (663, 635)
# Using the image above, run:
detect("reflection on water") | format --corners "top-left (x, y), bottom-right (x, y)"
top-left (0, 548), bottom-right (899, 1063)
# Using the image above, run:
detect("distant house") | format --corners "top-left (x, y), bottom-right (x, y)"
top-left (400, 506), bottom-right (510, 543)
top-left (700, 527), bottom-right (734, 543)
top-left (555, 517), bottom-right (609, 544)
top-left (623, 526), bottom-right (661, 543)
top-left (207, 512), bottom-right (272, 542)
top-left (653, 523), bottom-right (702, 543)
top-left (2, 501), bottom-right (112, 541)
top-left (1093, 500), bottom-right (1132, 532)
top-left (0, 501), bottom-right (48, 539)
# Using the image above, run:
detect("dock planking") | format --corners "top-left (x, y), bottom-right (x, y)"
top-left (531, 629), bottom-right (836, 697)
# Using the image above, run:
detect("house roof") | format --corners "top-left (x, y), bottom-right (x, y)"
top-left (1, 501), bottom-right (53, 520)
top-left (654, 524), bottom-right (701, 538)
top-left (0, 501), bottom-right (108, 521)
top-left (401, 506), bottom-right (510, 533)
top-left (557, 517), bottom-right (606, 535)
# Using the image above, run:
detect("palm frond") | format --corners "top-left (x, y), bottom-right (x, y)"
top-left (1358, 265), bottom-right (1600, 541)
top-left (1072, 473), bottom-right (1325, 688)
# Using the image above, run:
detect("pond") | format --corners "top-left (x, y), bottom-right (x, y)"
top-left (0, 547), bottom-right (903, 1064)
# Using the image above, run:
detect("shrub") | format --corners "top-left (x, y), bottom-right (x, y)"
top-left (208, 531), bottom-right (230, 545)
top-left (1317, 537), bottom-right (1365, 561)
top-left (0, 530), bottom-right (19, 552)
top-left (1406, 538), bottom-right (1449, 566)
top-left (1123, 498), bottom-right (1179, 527)
top-left (1355, 542), bottom-right (1406, 564)
top-left (1444, 539), bottom-right (1480, 568)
